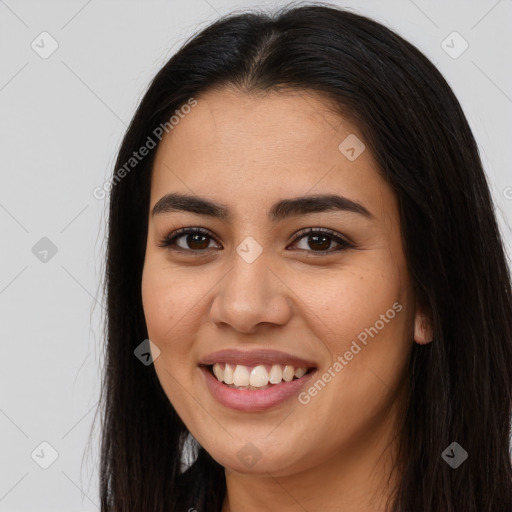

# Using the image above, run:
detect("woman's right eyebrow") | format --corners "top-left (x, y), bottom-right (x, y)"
top-left (151, 192), bottom-right (374, 222)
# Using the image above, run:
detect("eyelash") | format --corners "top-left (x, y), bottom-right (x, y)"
top-left (157, 226), bottom-right (355, 255)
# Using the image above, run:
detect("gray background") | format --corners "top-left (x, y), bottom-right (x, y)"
top-left (1, 0), bottom-right (511, 510)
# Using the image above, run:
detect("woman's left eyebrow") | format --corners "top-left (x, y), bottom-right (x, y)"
top-left (152, 192), bottom-right (374, 221)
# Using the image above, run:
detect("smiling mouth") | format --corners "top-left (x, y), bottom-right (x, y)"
top-left (204, 363), bottom-right (316, 390)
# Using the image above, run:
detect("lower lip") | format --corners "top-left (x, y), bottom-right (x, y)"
top-left (200, 365), bottom-right (316, 412)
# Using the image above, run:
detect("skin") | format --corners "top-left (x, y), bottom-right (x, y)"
top-left (141, 87), bottom-right (433, 512)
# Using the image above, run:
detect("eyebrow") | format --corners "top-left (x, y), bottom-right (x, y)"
top-left (151, 192), bottom-right (374, 221)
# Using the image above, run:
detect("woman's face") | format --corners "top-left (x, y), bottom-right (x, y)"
top-left (141, 88), bottom-right (430, 478)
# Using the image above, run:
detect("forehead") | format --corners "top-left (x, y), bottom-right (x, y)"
top-left (155, 88), bottom-right (355, 167)
top-left (150, 87), bottom-right (396, 223)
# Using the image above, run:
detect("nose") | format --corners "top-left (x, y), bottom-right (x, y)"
top-left (209, 249), bottom-right (293, 334)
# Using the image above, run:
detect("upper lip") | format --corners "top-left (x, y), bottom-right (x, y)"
top-left (199, 348), bottom-right (318, 368)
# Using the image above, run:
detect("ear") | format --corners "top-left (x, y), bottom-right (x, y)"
top-left (413, 300), bottom-right (433, 345)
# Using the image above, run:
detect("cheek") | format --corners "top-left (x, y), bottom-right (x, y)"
top-left (141, 261), bottom-right (200, 360)
top-left (288, 255), bottom-right (412, 407)
top-left (141, 266), bottom-right (172, 341)
top-left (141, 262), bottom-right (203, 417)
top-left (291, 261), bottom-right (405, 344)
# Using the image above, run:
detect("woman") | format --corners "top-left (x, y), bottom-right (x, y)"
top-left (98, 3), bottom-right (512, 511)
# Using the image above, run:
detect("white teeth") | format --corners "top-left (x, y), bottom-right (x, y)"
top-left (249, 365), bottom-right (269, 387)
top-left (294, 367), bottom-right (307, 378)
top-left (268, 364), bottom-right (283, 384)
top-left (282, 365), bottom-right (294, 382)
top-left (223, 363), bottom-right (234, 384)
top-left (213, 363), bottom-right (224, 381)
top-left (233, 365), bottom-right (250, 386)
top-left (211, 363), bottom-right (309, 388)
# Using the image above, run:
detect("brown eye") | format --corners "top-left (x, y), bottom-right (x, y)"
top-left (304, 233), bottom-right (331, 251)
top-left (158, 227), bottom-right (220, 252)
top-left (158, 226), bottom-right (354, 255)
top-left (289, 228), bottom-right (354, 254)
top-left (181, 233), bottom-right (211, 250)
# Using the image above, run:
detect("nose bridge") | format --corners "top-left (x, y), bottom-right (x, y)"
top-left (224, 242), bottom-right (274, 307)
top-left (209, 239), bottom-right (291, 332)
